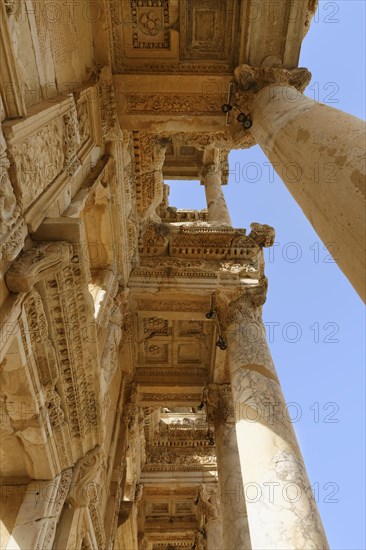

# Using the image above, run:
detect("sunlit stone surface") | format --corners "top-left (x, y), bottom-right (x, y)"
top-left (0, 1), bottom-right (362, 548)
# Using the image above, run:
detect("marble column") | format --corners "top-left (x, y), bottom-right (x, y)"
top-left (202, 162), bottom-right (232, 226)
top-left (216, 287), bottom-right (329, 550)
top-left (249, 83), bottom-right (366, 301)
top-left (6, 471), bottom-right (72, 550)
top-left (210, 384), bottom-right (252, 549)
top-left (198, 484), bottom-right (224, 550)
top-left (205, 518), bottom-right (224, 550)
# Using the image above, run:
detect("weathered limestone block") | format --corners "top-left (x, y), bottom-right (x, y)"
top-left (7, 470), bottom-right (72, 550)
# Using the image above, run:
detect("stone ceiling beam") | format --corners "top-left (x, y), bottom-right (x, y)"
top-left (114, 75), bottom-right (232, 132)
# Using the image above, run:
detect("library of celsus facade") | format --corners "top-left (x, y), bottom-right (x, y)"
top-left (0, 1), bottom-right (365, 549)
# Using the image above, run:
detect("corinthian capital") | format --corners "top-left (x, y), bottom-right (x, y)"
top-left (215, 281), bottom-right (268, 331)
top-left (209, 384), bottom-right (235, 427)
top-left (233, 65), bottom-right (311, 116)
top-left (201, 162), bottom-right (220, 177)
top-left (234, 64), bottom-right (311, 95)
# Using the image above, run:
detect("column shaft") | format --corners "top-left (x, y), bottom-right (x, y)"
top-left (203, 165), bottom-right (232, 225)
top-left (250, 84), bottom-right (366, 301)
top-left (217, 289), bottom-right (329, 549)
top-left (205, 518), bottom-right (224, 550)
top-left (213, 386), bottom-right (252, 549)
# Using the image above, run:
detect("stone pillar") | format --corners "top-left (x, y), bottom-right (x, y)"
top-left (6, 471), bottom-right (72, 550)
top-left (198, 484), bottom-right (224, 550)
top-left (202, 160), bottom-right (232, 226)
top-left (235, 65), bottom-right (365, 300)
top-left (206, 518), bottom-right (224, 550)
top-left (216, 286), bottom-right (329, 550)
top-left (210, 384), bottom-right (252, 549)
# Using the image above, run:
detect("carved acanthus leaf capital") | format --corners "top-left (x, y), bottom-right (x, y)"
top-left (209, 384), bottom-right (235, 426)
top-left (201, 162), bottom-right (220, 178)
top-left (233, 65), bottom-right (312, 113)
top-left (234, 64), bottom-right (311, 94)
top-left (215, 281), bottom-right (268, 331)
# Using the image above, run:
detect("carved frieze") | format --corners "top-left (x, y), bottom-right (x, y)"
top-left (122, 92), bottom-right (223, 117)
top-left (169, 226), bottom-right (260, 261)
top-left (2, 97), bottom-right (84, 214)
top-left (146, 446), bottom-right (216, 466)
top-left (7, 118), bottom-right (64, 211)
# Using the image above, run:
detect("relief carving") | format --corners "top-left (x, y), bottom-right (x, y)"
top-left (122, 92), bottom-right (223, 116)
top-left (76, 99), bottom-right (91, 147)
top-left (98, 66), bottom-right (118, 141)
top-left (7, 119), bottom-right (64, 211)
top-left (0, 133), bottom-right (26, 260)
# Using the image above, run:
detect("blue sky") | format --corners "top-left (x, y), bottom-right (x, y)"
top-left (167, 2), bottom-right (366, 548)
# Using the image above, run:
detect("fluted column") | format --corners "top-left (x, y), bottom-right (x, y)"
top-left (216, 286), bottom-right (329, 550)
top-left (202, 151), bottom-right (232, 225)
top-left (235, 65), bottom-right (365, 301)
top-left (210, 384), bottom-right (252, 550)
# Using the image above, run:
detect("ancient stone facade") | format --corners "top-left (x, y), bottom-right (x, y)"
top-left (0, 1), bottom-right (364, 549)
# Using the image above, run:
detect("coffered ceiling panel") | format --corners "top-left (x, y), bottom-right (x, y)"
top-left (180, 0), bottom-right (238, 61)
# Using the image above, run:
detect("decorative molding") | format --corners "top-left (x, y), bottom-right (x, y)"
top-left (6, 240), bottom-right (102, 463)
top-left (121, 92), bottom-right (223, 116)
